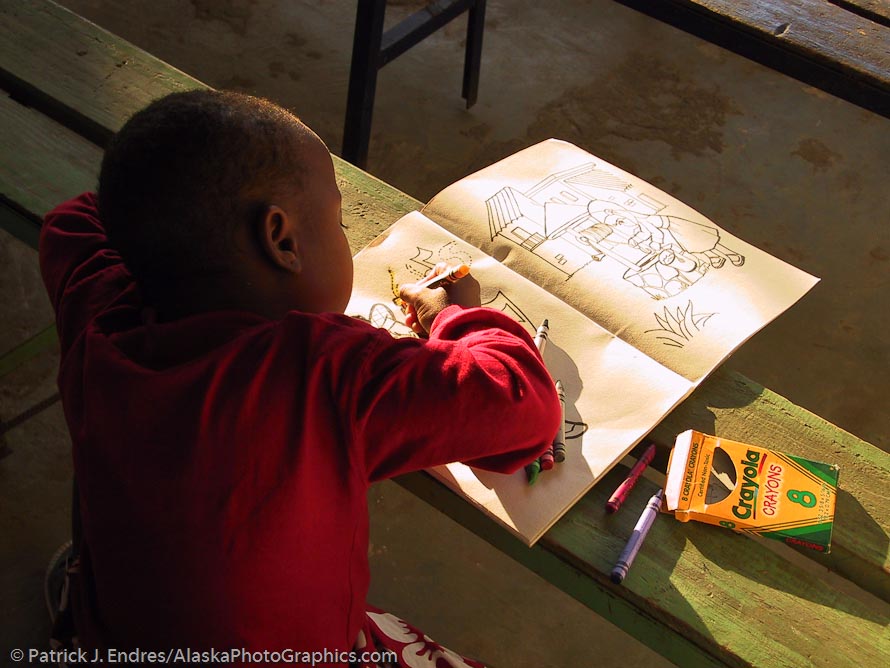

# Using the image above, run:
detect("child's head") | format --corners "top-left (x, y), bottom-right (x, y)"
top-left (98, 90), bottom-right (352, 319)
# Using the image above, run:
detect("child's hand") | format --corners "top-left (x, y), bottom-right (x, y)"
top-left (399, 263), bottom-right (481, 336)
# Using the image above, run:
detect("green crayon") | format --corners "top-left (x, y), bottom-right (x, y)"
top-left (526, 459), bottom-right (541, 485)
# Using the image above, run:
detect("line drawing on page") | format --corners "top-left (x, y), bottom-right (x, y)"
top-left (480, 290), bottom-right (533, 328)
top-left (645, 301), bottom-right (717, 348)
top-left (353, 302), bottom-right (416, 338)
top-left (405, 244), bottom-right (474, 281)
top-left (485, 163), bottom-right (745, 300)
top-left (565, 420), bottom-right (587, 440)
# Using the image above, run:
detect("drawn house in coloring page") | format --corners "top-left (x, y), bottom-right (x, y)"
top-left (485, 163), bottom-right (745, 300)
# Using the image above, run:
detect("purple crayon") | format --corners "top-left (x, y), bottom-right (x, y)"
top-left (611, 489), bottom-right (663, 584)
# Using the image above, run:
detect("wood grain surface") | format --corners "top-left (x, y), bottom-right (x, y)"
top-left (3, 2), bottom-right (888, 666)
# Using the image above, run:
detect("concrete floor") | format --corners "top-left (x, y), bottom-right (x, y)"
top-left (2, 0), bottom-right (889, 666)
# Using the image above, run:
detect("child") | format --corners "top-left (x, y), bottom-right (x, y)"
top-left (40, 90), bottom-right (560, 667)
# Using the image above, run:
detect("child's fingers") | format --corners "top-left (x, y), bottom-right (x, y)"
top-left (398, 283), bottom-right (420, 306)
top-left (398, 263), bottom-right (448, 305)
top-left (404, 311), bottom-right (426, 337)
top-left (426, 262), bottom-right (448, 280)
top-left (402, 304), bottom-right (426, 336)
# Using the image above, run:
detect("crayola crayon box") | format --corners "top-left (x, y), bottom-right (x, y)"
top-left (663, 430), bottom-right (839, 552)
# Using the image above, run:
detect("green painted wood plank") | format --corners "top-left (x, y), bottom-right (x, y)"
top-left (0, 201), bottom-right (40, 249)
top-left (399, 469), bottom-right (890, 668)
top-left (830, 0), bottom-right (890, 27)
top-left (396, 470), bottom-right (729, 668)
top-left (648, 366), bottom-right (890, 603)
top-left (547, 479), bottom-right (890, 668)
top-left (0, 92), bottom-right (103, 232)
top-left (621, 0), bottom-right (890, 89)
top-left (612, 0), bottom-right (890, 117)
top-left (0, 324), bottom-right (58, 380)
top-left (335, 159), bottom-right (421, 254)
top-left (0, 0), bottom-right (204, 145)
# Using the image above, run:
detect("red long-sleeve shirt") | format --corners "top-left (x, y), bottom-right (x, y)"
top-left (40, 193), bottom-right (560, 662)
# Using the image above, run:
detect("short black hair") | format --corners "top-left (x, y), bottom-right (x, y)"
top-left (98, 90), bottom-right (307, 305)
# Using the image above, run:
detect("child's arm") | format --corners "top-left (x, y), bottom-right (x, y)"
top-left (39, 193), bottom-right (138, 354)
top-left (351, 304), bottom-right (562, 481)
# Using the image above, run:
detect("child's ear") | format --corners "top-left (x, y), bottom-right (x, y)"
top-left (257, 204), bottom-right (302, 273)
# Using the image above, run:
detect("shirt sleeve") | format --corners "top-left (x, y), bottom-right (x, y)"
top-left (39, 192), bottom-right (139, 355)
top-left (350, 305), bottom-right (562, 482)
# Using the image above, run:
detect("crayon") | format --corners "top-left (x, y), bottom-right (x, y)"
top-left (531, 320), bottom-right (555, 474)
top-left (553, 380), bottom-right (566, 463)
top-left (610, 489), bottom-right (663, 585)
top-left (540, 451), bottom-right (555, 470)
top-left (605, 442), bottom-right (657, 513)
top-left (540, 378), bottom-right (562, 470)
top-left (416, 264), bottom-right (470, 290)
top-left (526, 459), bottom-right (541, 485)
top-left (533, 319), bottom-right (550, 355)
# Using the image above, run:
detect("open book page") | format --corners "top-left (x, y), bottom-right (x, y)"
top-left (347, 211), bottom-right (693, 544)
top-left (423, 139), bottom-right (819, 383)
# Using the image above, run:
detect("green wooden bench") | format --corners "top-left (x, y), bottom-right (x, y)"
top-left (2, 1), bottom-right (888, 666)
top-left (612, 0), bottom-right (890, 119)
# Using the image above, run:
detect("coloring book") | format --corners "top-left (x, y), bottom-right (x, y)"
top-left (346, 139), bottom-right (818, 545)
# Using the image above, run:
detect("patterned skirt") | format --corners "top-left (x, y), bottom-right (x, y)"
top-left (354, 606), bottom-right (488, 668)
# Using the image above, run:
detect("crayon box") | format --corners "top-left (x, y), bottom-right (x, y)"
top-left (663, 430), bottom-right (839, 553)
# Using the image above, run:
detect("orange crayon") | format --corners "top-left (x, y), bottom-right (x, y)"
top-left (416, 264), bottom-right (470, 290)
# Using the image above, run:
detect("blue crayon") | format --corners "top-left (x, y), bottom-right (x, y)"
top-left (611, 489), bottom-right (664, 585)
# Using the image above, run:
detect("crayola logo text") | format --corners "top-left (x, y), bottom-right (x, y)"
top-left (732, 449), bottom-right (762, 520)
